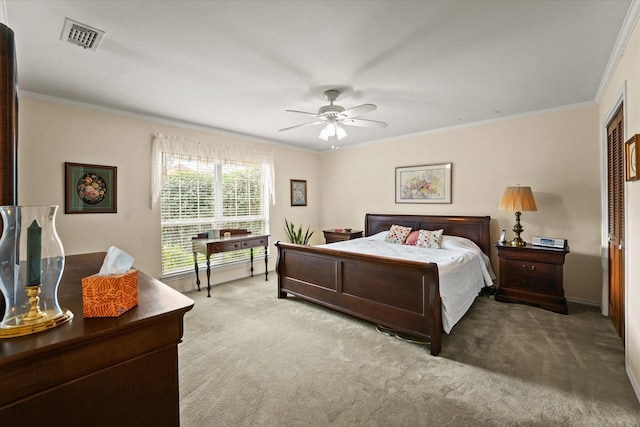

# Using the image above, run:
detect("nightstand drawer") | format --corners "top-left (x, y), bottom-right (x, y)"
top-left (502, 259), bottom-right (555, 279)
top-left (502, 273), bottom-right (556, 294)
top-left (326, 234), bottom-right (352, 243)
top-left (323, 230), bottom-right (363, 244)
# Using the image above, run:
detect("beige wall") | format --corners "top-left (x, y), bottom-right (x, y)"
top-left (18, 95), bottom-right (603, 303)
top-left (320, 104), bottom-right (602, 303)
top-left (599, 9), bottom-right (640, 402)
top-left (17, 96), bottom-right (321, 290)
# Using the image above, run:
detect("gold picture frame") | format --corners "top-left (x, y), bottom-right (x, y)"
top-left (625, 135), bottom-right (638, 181)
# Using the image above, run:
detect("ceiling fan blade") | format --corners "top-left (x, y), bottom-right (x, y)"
top-left (340, 103), bottom-right (377, 119)
top-left (285, 109), bottom-right (322, 118)
top-left (279, 120), bottom-right (326, 132)
top-left (340, 117), bottom-right (388, 128)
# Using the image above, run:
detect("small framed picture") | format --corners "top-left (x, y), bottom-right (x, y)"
top-left (290, 179), bottom-right (307, 206)
top-left (499, 229), bottom-right (506, 244)
top-left (65, 162), bottom-right (117, 213)
top-left (626, 134), bottom-right (638, 181)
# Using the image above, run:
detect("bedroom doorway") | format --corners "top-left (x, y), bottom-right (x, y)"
top-left (606, 104), bottom-right (625, 341)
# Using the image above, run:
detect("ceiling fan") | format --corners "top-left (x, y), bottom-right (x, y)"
top-left (279, 89), bottom-right (387, 142)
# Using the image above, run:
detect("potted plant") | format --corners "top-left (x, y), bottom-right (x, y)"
top-left (284, 219), bottom-right (314, 245)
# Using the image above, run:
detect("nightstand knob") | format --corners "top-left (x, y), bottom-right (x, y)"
top-left (521, 264), bottom-right (535, 271)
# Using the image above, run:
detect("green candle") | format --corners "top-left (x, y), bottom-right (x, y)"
top-left (27, 219), bottom-right (42, 286)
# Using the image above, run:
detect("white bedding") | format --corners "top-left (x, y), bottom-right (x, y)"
top-left (320, 232), bottom-right (496, 333)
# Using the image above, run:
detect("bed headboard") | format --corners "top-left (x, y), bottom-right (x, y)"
top-left (364, 214), bottom-right (492, 256)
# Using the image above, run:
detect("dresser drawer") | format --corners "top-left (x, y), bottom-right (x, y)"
top-left (502, 259), bottom-right (555, 280)
top-left (502, 273), bottom-right (556, 294)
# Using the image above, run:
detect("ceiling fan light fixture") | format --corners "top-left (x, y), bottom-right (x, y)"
top-left (318, 123), bottom-right (333, 141)
top-left (318, 122), bottom-right (347, 141)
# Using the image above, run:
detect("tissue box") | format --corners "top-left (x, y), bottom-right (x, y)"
top-left (82, 269), bottom-right (139, 317)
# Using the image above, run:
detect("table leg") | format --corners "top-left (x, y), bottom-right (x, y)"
top-left (206, 257), bottom-right (211, 298)
top-left (250, 248), bottom-right (254, 277)
top-left (264, 245), bottom-right (268, 281)
top-left (194, 252), bottom-right (201, 292)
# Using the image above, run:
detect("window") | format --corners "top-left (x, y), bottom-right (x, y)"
top-left (153, 134), bottom-right (274, 277)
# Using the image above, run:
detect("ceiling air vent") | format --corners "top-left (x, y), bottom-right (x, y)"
top-left (60, 18), bottom-right (105, 51)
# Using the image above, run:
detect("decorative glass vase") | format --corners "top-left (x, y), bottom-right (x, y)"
top-left (0, 205), bottom-right (72, 337)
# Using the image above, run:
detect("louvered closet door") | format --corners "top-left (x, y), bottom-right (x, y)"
top-left (607, 105), bottom-right (624, 340)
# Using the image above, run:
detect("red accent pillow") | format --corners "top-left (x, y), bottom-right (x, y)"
top-left (404, 230), bottom-right (419, 245)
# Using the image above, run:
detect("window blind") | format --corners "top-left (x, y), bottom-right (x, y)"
top-left (160, 152), bottom-right (269, 276)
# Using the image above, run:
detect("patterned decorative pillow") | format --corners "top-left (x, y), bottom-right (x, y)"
top-left (384, 224), bottom-right (412, 244)
top-left (404, 230), bottom-right (420, 245)
top-left (416, 229), bottom-right (444, 248)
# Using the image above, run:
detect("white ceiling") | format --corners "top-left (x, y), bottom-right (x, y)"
top-left (4, 0), bottom-right (633, 151)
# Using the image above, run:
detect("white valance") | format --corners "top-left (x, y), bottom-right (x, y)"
top-left (150, 133), bottom-right (276, 208)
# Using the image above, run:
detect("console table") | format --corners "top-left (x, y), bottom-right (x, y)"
top-left (0, 252), bottom-right (194, 426)
top-left (192, 230), bottom-right (269, 297)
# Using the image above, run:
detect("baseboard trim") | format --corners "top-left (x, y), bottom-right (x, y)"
top-left (627, 365), bottom-right (640, 405)
top-left (566, 297), bottom-right (600, 307)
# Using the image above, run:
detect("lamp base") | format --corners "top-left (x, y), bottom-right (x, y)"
top-left (0, 308), bottom-right (73, 338)
top-left (510, 238), bottom-right (526, 247)
top-left (510, 211), bottom-right (526, 247)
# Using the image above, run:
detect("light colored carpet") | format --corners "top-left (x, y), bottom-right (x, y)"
top-left (178, 275), bottom-right (640, 426)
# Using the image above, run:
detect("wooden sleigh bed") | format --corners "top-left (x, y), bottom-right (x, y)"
top-left (275, 214), bottom-right (492, 356)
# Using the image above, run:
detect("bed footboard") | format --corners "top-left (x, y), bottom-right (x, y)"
top-left (275, 241), bottom-right (442, 355)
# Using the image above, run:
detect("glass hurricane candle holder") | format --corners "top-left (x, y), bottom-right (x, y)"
top-left (0, 205), bottom-right (72, 337)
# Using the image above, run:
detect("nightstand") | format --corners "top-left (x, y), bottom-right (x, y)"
top-left (495, 243), bottom-right (570, 314)
top-left (323, 229), bottom-right (363, 244)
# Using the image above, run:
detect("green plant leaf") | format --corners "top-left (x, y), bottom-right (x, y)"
top-left (284, 219), bottom-right (313, 245)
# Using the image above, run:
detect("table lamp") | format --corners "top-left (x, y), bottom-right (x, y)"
top-left (498, 186), bottom-right (537, 246)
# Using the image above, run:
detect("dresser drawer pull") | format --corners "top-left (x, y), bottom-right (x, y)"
top-left (521, 279), bottom-right (536, 286)
top-left (521, 264), bottom-right (536, 271)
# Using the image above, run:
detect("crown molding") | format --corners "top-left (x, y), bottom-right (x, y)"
top-left (595, 1), bottom-right (640, 102)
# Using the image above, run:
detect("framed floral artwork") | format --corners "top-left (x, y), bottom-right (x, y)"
top-left (290, 179), bottom-right (307, 206)
top-left (65, 162), bottom-right (117, 213)
top-left (395, 163), bottom-right (452, 203)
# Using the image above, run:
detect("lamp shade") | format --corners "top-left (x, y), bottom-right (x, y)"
top-left (498, 186), bottom-right (537, 212)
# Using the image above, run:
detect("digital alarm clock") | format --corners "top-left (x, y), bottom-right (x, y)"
top-left (532, 236), bottom-right (567, 249)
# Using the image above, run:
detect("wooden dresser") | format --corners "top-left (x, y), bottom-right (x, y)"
top-left (495, 243), bottom-right (570, 314)
top-left (0, 253), bottom-right (194, 426)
